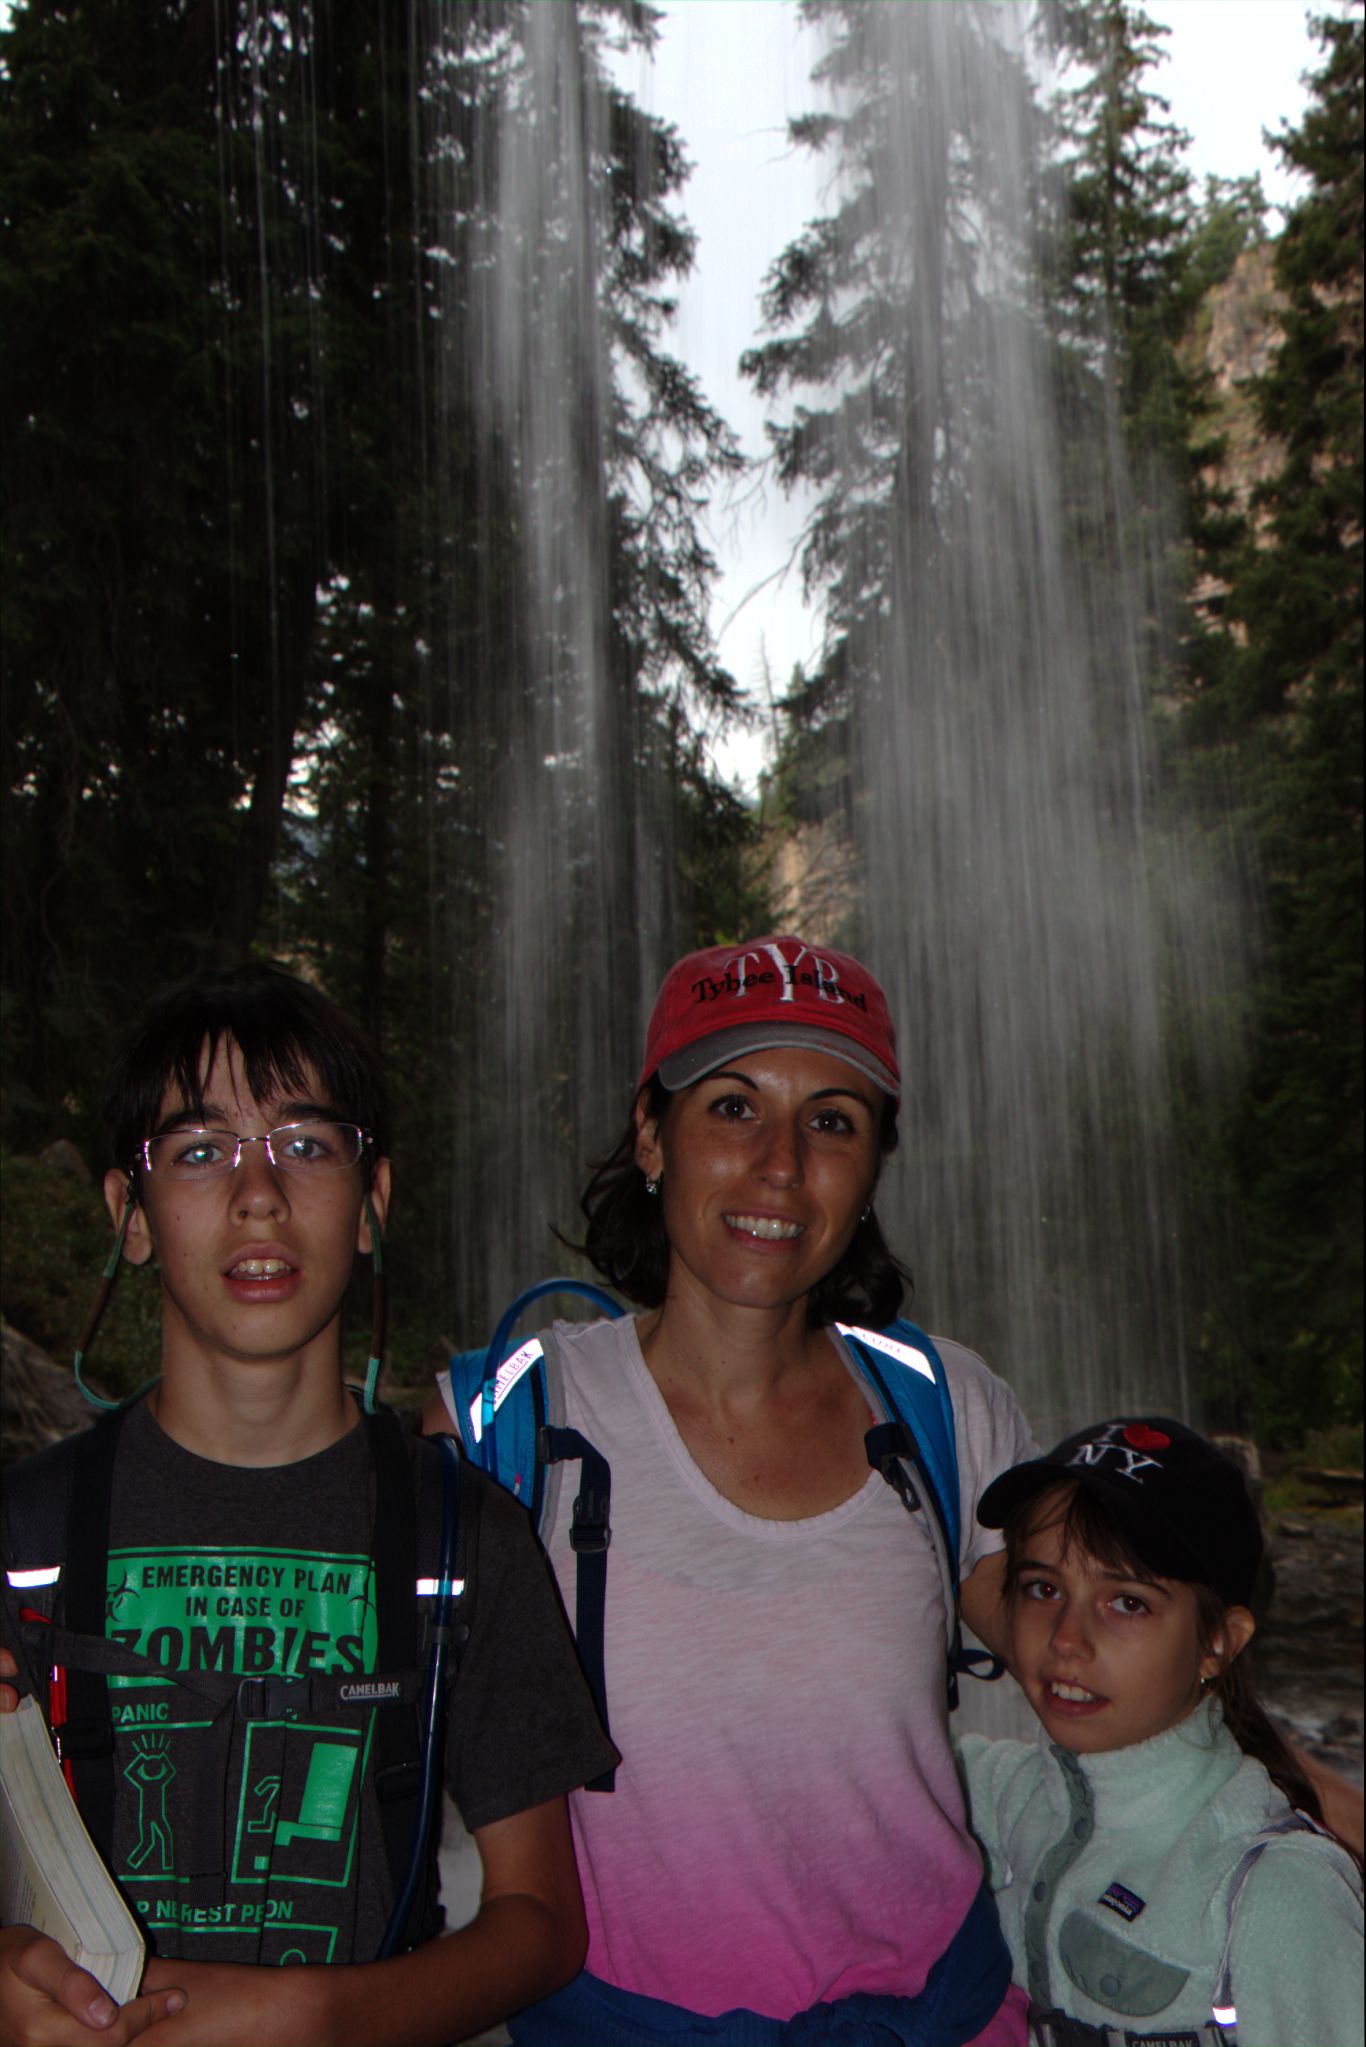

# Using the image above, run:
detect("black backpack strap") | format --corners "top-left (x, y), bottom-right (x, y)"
top-left (856, 1353), bottom-right (1005, 1710)
top-left (369, 1415), bottom-right (472, 1954)
top-left (365, 1408), bottom-right (424, 1927)
top-left (58, 1410), bottom-right (126, 1858)
top-left (537, 1423), bottom-right (614, 1791)
top-left (3, 1428), bottom-right (82, 1704)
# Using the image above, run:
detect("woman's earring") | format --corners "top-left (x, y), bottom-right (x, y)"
top-left (860, 1206), bottom-right (871, 1223)
top-left (645, 1176), bottom-right (660, 1197)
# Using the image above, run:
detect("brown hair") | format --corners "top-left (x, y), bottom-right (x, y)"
top-left (562, 1079), bottom-right (912, 1327)
top-left (1001, 1481), bottom-right (1323, 1823)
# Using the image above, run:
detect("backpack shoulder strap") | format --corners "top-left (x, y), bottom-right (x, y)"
top-left (445, 1299), bottom-right (619, 1791)
top-left (446, 1332), bottom-right (553, 1523)
top-left (369, 1413), bottom-right (472, 1955)
top-left (1210, 1809), bottom-right (1342, 2040)
top-left (835, 1320), bottom-right (1003, 1708)
top-left (835, 1319), bottom-right (960, 1558)
top-left (3, 1428), bottom-right (84, 1644)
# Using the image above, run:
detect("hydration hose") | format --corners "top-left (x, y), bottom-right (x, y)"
top-left (472, 1276), bottom-right (624, 1475)
top-left (376, 1431), bottom-right (463, 1959)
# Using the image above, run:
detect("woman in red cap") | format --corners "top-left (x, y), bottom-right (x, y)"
top-left (431, 935), bottom-right (1036, 2046)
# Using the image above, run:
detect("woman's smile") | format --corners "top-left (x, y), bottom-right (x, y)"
top-left (636, 1046), bottom-right (883, 1312)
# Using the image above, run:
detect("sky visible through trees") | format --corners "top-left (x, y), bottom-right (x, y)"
top-left (625, 0), bottom-right (1321, 788)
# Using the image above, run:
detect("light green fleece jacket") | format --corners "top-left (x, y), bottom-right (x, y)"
top-left (958, 1701), bottom-right (1363, 2047)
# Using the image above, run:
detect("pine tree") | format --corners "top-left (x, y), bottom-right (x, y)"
top-left (1213, 12), bottom-right (1363, 1437)
top-left (1, 0), bottom-right (757, 1357)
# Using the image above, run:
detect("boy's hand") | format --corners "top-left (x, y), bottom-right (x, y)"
top-left (0, 1927), bottom-right (186, 2045)
top-left (1, 1644), bottom-right (20, 1711)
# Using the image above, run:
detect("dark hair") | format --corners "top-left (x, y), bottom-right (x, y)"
top-left (1000, 1481), bottom-right (1323, 1824)
top-left (104, 961), bottom-right (390, 1187)
top-left (564, 1079), bottom-right (913, 1327)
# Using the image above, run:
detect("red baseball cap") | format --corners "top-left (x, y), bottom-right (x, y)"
top-left (638, 935), bottom-right (900, 1097)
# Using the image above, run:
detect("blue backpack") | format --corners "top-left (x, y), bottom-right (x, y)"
top-left (444, 1282), bottom-right (1001, 1789)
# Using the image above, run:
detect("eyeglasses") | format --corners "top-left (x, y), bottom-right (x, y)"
top-left (139, 1121), bottom-right (367, 1180)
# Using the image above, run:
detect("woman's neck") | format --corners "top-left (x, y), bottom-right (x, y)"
top-left (636, 1282), bottom-right (820, 1408)
top-left (633, 1283), bottom-right (875, 1519)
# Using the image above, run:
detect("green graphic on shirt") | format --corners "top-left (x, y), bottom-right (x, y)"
top-left (275, 1742), bottom-right (358, 1847)
top-left (245, 1773), bottom-right (282, 1857)
top-left (124, 1732), bottom-right (176, 1873)
top-left (105, 1545), bottom-right (379, 1913)
top-left (106, 1545), bottom-right (377, 1689)
top-left (230, 1721), bottom-right (369, 1887)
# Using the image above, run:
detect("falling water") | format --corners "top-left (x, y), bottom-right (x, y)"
top-left (790, 3), bottom-right (1244, 1441)
top-left (419, 6), bottom-right (673, 1325)
top-left (402, 0), bottom-right (1247, 1387)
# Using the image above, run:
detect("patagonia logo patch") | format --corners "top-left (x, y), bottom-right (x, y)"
top-left (338, 1680), bottom-right (401, 1704)
top-left (1099, 1880), bottom-right (1146, 1922)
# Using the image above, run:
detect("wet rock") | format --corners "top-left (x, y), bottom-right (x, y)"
top-left (1260, 1509), bottom-right (1364, 1789)
top-left (0, 1319), bottom-right (94, 1466)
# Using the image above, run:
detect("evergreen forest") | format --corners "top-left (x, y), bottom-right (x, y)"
top-left (2, 0), bottom-right (1360, 1450)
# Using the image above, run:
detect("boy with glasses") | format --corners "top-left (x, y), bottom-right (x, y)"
top-left (1, 962), bottom-right (615, 2046)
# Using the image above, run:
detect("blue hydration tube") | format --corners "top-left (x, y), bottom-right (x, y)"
top-left (473, 1277), bottom-right (623, 1477)
top-left (376, 1431), bottom-right (463, 1960)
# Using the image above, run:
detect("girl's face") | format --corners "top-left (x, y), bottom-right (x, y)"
top-left (634, 1046), bottom-right (883, 1318)
top-left (1009, 1498), bottom-right (1230, 1755)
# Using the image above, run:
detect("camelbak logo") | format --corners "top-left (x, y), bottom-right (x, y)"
top-left (338, 1680), bottom-right (401, 1704)
top-left (691, 941), bottom-right (865, 1011)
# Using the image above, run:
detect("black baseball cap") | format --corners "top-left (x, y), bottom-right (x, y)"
top-left (977, 1416), bottom-right (1263, 1609)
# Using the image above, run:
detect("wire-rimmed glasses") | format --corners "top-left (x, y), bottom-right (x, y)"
top-left (139, 1121), bottom-right (367, 1181)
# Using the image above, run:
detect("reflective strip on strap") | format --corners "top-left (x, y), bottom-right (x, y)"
top-left (835, 1321), bottom-right (936, 1383)
top-left (469, 1336), bottom-right (544, 1445)
top-left (1213, 2008), bottom-right (1238, 2027)
top-left (416, 1577), bottom-right (466, 1598)
top-left (6, 1566), bottom-right (61, 1588)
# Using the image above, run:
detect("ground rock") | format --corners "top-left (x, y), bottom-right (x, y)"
top-left (0, 1319), bottom-right (93, 1466)
top-left (1260, 1509), bottom-right (1364, 1789)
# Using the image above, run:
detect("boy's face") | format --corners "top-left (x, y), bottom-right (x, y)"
top-left (104, 1036), bottom-right (389, 1385)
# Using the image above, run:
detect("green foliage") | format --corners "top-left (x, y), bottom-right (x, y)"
top-left (1184, 13), bottom-right (1363, 1444)
top-left (0, 1150), bottom-right (160, 1403)
top-left (1, 1), bottom-right (759, 1354)
top-left (1184, 174), bottom-right (1271, 301)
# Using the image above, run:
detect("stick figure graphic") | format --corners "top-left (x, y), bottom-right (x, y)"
top-left (125, 1732), bottom-right (176, 1873)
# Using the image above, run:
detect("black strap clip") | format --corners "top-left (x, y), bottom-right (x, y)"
top-left (236, 1674), bottom-right (308, 1722)
top-left (569, 1488), bottom-right (611, 1555)
top-left (865, 1420), bottom-right (921, 1514)
top-left (540, 1426), bottom-right (612, 1554)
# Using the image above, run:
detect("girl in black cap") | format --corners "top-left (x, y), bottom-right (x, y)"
top-left (959, 1417), bottom-right (1364, 2047)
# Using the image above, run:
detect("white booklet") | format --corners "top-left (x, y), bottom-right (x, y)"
top-left (0, 1693), bottom-right (145, 2004)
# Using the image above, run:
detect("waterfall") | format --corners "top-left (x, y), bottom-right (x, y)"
top-left (785, 2), bottom-right (1245, 1441)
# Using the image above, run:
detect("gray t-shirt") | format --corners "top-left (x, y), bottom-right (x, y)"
top-left (11, 1401), bottom-right (614, 1966)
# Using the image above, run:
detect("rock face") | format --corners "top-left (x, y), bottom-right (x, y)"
top-left (0, 1319), bottom-right (93, 1466)
top-left (1198, 243), bottom-right (1288, 519)
top-left (1260, 1511), bottom-right (1364, 1789)
top-left (1187, 242), bottom-right (1288, 633)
